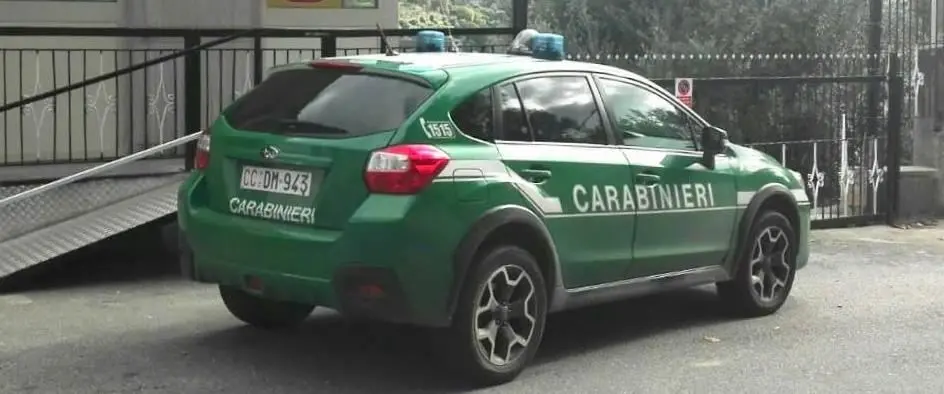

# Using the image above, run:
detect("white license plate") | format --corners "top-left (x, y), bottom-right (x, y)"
top-left (239, 165), bottom-right (313, 197)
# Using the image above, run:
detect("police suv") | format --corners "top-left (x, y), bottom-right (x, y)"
top-left (177, 29), bottom-right (811, 385)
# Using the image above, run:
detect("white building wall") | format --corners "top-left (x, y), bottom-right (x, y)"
top-left (263, 1), bottom-right (399, 55)
top-left (0, 0), bottom-right (397, 165)
top-left (0, 0), bottom-right (123, 165)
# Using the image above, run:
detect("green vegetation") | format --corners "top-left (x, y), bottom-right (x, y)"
top-left (396, 0), bottom-right (921, 164)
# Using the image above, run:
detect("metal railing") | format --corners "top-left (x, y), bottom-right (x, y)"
top-left (0, 26), bottom-right (905, 227)
top-left (0, 25), bottom-right (523, 254)
top-left (0, 131), bottom-right (200, 209)
top-left (0, 26), bottom-right (516, 167)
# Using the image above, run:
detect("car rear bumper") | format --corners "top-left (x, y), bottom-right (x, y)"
top-left (177, 174), bottom-right (458, 327)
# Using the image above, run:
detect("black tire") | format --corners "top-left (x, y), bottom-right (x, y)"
top-left (439, 245), bottom-right (548, 387)
top-left (219, 285), bottom-right (316, 329)
top-left (717, 210), bottom-right (798, 317)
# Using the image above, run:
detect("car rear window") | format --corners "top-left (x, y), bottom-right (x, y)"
top-left (225, 68), bottom-right (433, 137)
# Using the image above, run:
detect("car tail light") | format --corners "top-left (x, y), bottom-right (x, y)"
top-left (364, 144), bottom-right (450, 194)
top-left (194, 129), bottom-right (211, 170)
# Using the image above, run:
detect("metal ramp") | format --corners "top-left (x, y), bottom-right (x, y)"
top-left (0, 134), bottom-right (198, 281)
top-left (0, 30), bottom-right (254, 283)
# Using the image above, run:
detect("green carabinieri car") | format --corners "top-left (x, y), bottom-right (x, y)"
top-left (177, 30), bottom-right (811, 385)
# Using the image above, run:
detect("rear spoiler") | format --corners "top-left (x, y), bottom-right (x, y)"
top-left (263, 62), bottom-right (312, 80)
top-left (263, 59), bottom-right (437, 89)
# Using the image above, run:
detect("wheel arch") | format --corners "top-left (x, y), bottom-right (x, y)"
top-left (446, 205), bottom-right (562, 325)
top-left (728, 184), bottom-right (802, 274)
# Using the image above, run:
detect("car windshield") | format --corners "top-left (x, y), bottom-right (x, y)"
top-left (225, 68), bottom-right (433, 137)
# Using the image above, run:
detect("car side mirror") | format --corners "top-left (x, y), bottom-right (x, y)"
top-left (700, 126), bottom-right (727, 169)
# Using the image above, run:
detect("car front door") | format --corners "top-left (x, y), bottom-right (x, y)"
top-left (593, 75), bottom-right (739, 279)
top-left (494, 73), bottom-right (637, 289)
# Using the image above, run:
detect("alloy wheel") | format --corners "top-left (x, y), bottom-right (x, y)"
top-left (473, 265), bottom-right (538, 367)
top-left (749, 226), bottom-right (792, 304)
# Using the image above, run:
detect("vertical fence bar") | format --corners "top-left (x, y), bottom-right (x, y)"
top-left (886, 53), bottom-right (903, 225)
top-left (183, 34), bottom-right (202, 170)
top-left (512, 0), bottom-right (529, 33)
top-left (840, 111), bottom-right (849, 217)
top-left (867, 0), bottom-right (883, 139)
top-left (322, 35), bottom-right (337, 59)
top-left (252, 35), bottom-right (263, 84)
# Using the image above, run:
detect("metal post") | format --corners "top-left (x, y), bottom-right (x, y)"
top-left (886, 53), bottom-right (903, 225)
top-left (322, 34), bottom-right (337, 58)
top-left (867, 0), bottom-right (883, 138)
top-left (183, 34), bottom-right (202, 170)
top-left (512, 0), bottom-right (528, 33)
top-left (252, 35), bottom-right (263, 84)
top-left (840, 111), bottom-right (849, 217)
top-left (933, 0), bottom-right (939, 44)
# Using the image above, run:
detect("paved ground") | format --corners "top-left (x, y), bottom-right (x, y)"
top-left (1, 224), bottom-right (944, 394)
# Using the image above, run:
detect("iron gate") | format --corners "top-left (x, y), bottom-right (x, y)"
top-left (652, 69), bottom-right (903, 227)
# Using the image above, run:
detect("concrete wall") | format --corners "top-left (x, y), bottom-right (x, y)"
top-left (0, 0), bottom-right (396, 167)
top-left (263, 0), bottom-right (398, 56)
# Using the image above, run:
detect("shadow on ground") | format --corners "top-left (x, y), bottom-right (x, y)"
top-left (0, 221), bottom-right (180, 293)
top-left (1, 222), bottom-right (740, 392)
top-left (4, 288), bottom-right (734, 393)
top-left (157, 287), bottom-right (729, 392)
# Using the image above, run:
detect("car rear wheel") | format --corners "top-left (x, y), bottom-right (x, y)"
top-left (219, 285), bottom-right (315, 329)
top-left (439, 245), bottom-right (548, 387)
top-left (717, 210), bottom-right (798, 317)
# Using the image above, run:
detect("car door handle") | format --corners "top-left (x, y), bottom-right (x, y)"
top-left (635, 173), bottom-right (661, 185)
top-left (520, 169), bottom-right (553, 183)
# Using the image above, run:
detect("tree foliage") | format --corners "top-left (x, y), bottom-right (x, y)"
top-left (397, 0), bottom-right (918, 170)
top-left (397, 0), bottom-right (913, 67)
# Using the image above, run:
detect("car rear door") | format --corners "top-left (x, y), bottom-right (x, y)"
top-left (592, 75), bottom-right (739, 278)
top-left (201, 62), bottom-right (435, 230)
top-left (493, 73), bottom-right (638, 289)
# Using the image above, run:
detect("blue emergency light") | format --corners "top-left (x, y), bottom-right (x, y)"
top-left (530, 33), bottom-right (565, 61)
top-left (415, 30), bottom-right (446, 53)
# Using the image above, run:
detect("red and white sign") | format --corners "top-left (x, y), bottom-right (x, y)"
top-left (675, 78), bottom-right (693, 108)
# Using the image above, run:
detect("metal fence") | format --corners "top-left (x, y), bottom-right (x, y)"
top-left (644, 74), bottom-right (897, 227)
top-left (0, 27), bottom-right (904, 227)
top-left (0, 47), bottom-right (892, 160)
top-left (0, 30), bottom-right (516, 167)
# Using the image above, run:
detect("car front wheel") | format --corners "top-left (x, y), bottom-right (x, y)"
top-left (439, 245), bottom-right (548, 387)
top-left (717, 210), bottom-right (798, 317)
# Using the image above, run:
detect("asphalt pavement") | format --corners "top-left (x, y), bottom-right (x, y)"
top-left (1, 224), bottom-right (943, 394)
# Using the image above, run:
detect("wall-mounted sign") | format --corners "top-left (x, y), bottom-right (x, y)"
top-left (675, 78), bottom-right (693, 108)
top-left (266, 0), bottom-right (377, 8)
top-left (267, 0), bottom-right (343, 8)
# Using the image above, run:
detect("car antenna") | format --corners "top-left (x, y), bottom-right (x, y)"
top-left (376, 23), bottom-right (398, 56)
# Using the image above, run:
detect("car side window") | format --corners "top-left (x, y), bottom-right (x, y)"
top-left (497, 84), bottom-right (532, 142)
top-left (514, 76), bottom-right (608, 145)
top-left (450, 88), bottom-right (494, 141)
top-left (596, 78), bottom-right (697, 151)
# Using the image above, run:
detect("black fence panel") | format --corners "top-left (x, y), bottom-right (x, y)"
top-left (1, 48), bottom-right (189, 165)
top-left (0, 27), bottom-right (904, 227)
